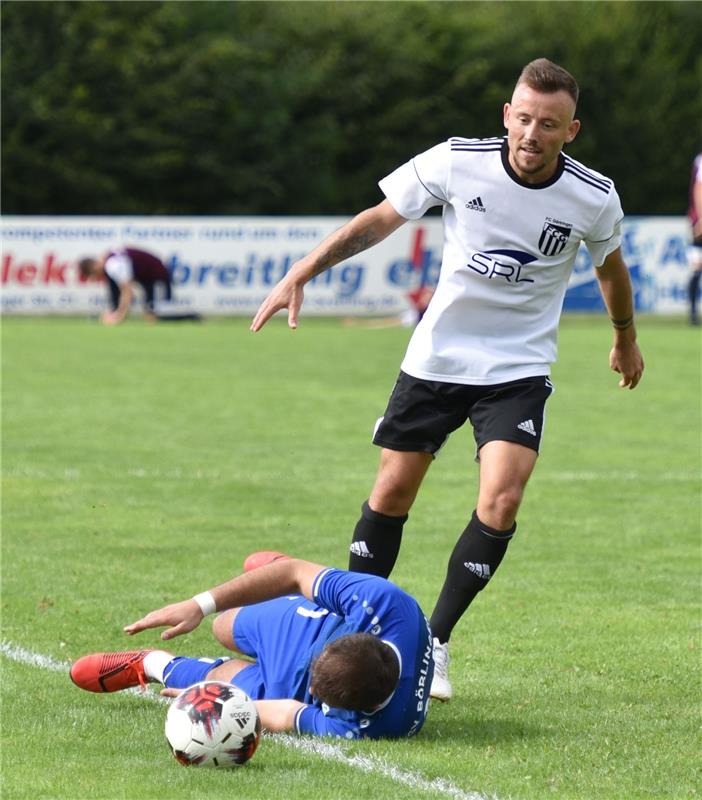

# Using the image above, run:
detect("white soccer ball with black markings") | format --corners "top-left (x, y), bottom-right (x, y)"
top-left (165, 681), bottom-right (260, 768)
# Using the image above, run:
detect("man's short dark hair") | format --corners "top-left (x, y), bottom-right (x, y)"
top-left (311, 633), bottom-right (399, 712)
top-left (517, 58), bottom-right (579, 106)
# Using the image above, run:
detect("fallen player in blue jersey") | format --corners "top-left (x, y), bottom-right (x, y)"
top-left (70, 554), bottom-right (434, 740)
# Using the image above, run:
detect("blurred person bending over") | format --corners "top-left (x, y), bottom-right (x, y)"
top-left (70, 554), bottom-right (433, 740)
top-left (79, 247), bottom-right (200, 325)
top-left (250, 59), bottom-right (644, 701)
top-left (687, 152), bottom-right (702, 325)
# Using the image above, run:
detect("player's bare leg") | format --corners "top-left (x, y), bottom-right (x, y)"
top-left (204, 658), bottom-right (253, 683)
top-left (369, 449), bottom-right (433, 516)
top-left (475, 440), bottom-right (538, 529)
top-left (348, 449), bottom-right (432, 576)
top-left (212, 608), bottom-right (244, 651)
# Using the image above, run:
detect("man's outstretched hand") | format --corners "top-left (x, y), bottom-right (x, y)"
top-left (250, 279), bottom-right (304, 332)
top-left (124, 599), bottom-right (204, 641)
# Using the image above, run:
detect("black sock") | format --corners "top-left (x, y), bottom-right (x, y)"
top-left (429, 510), bottom-right (516, 643)
top-left (348, 500), bottom-right (407, 577)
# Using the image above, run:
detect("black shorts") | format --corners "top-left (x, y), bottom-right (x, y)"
top-left (372, 371), bottom-right (555, 456)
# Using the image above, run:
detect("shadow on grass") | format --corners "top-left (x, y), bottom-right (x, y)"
top-left (422, 710), bottom-right (544, 744)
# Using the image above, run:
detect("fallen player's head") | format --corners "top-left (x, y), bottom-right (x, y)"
top-left (310, 633), bottom-right (399, 712)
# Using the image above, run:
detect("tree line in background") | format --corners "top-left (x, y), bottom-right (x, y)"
top-left (2, 0), bottom-right (701, 217)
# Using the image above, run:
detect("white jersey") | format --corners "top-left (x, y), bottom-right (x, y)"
top-left (379, 137), bottom-right (623, 384)
top-left (104, 251), bottom-right (133, 285)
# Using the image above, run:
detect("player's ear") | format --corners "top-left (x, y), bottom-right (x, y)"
top-left (503, 102), bottom-right (511, 130)
top-left (565, 118), bottom-right (580, 144)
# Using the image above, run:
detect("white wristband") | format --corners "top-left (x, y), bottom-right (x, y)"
top-left (192, 591), bottom-right (217, 616)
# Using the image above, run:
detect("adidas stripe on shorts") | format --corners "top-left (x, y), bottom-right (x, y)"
top-left (372, 371), bottom-right (554, 456)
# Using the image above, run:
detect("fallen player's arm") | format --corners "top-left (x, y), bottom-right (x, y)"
top-left (208, 558), bottom-right (324, 609)
top-left (159, 690), bottom-right (305, 733)
top-left (254, 700), bottom-right (307, 733)
top-left (125, 558), bottom-right (326, 639)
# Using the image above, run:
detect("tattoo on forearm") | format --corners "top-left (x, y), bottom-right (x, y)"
top-left (314, 228), bottom-right (381, 275)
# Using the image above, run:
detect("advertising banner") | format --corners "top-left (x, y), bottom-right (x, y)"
top-left (563, 216), bottom-right (692, 313)
top-left (0, 215), bottom-right (693, 316)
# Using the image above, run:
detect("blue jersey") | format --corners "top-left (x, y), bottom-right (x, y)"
top-left (231, 569), bottom-right (433, 740)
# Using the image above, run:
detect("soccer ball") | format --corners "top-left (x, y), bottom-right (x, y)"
top-left (165, 681), bottom-right (260, 767)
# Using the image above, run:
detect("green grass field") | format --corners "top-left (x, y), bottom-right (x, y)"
top-left (1, 315), bottom-right (700, 800)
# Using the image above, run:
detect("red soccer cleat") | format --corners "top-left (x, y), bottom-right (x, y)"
top-left (243, 551), bottom-right (290, 572)
top-left (70, 650), bottom-right (153, 693)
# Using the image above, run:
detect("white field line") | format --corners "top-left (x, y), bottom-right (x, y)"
top-left (540, 470), bottom-right (700, 483)
top-left (274, 734), bottom-right (497, 800)
top-left (0, 640), bottom-right (166, 702)
top-left (1, 640), bottom-right (497, 800)
top-left (3, 465), bottom-right (700, 483)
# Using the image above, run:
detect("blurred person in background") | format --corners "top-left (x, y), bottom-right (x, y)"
top-left (250, 58), bottom-right (644, 702)
top-left (79, 247), bottom-right (200, 325)
top-left (687, 152), bottom-right (702, 326)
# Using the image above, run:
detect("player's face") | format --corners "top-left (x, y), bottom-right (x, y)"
top-left (503, 84), bottom-right (580, 184)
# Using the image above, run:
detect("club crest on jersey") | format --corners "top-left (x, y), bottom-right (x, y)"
top-left (539, 218), bottom-right (572, 256)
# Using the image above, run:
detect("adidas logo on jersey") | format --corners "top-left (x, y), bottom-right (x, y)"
top-left (465, 196), bottom-right (486, 212)
top-left (349, 541), bottom-right (374, 558)
top-left (464, 562), bottom-right (491, 580)
top-left (517, 419), bottom-right (536, 436)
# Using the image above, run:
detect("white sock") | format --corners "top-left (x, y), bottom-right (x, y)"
top-left (143, 650), bottom-right (175, 684)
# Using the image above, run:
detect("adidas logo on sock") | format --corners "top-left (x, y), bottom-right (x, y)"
top-left (464, 562), bottom-right (491, 580)
top-left (517, 419), bottom-right (536, 436)
top-left (465, 196), bottom-right (486, 212)
top-left (350, 541), bottom-right (374, 558)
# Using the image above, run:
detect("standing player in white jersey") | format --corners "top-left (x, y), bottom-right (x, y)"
top-left (250, 59), bottom-right (644, 701)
